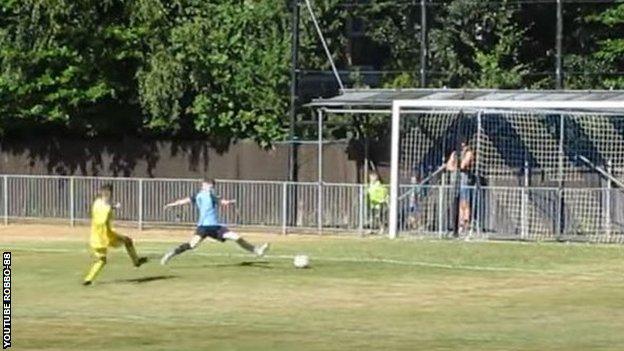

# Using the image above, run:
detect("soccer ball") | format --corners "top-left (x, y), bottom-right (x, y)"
top-left (293, 254), bottom-right (310, 269)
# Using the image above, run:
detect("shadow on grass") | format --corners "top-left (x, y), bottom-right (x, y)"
top-left (169, 260), bottom-right (275, 270)
top-left (205, 261), bottom-right (274, 269)
top-left (110, 275), bottom-right (178, 284)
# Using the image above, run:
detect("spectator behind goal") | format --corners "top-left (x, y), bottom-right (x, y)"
top-left (367, 172), bottom-right (388, 234)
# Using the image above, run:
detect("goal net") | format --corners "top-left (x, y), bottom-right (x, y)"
top-left (389, 100), bottom-right (624, 242)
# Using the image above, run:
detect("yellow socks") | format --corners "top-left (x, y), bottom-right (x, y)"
top-left (84, 258), bottom-right (106, 283)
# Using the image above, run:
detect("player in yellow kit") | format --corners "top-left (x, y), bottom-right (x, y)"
top-left (83, 184), bottom-right (148, 285)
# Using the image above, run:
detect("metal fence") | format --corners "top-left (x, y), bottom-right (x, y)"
top-left (2, 174), bottom-right (622, 243)
top-left (395, 183), bottom-right (624, 243)
top-left (0, 175), bottom-right (373, 235)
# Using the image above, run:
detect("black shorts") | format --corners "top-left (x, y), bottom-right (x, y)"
top-left (195, 225), bottom-right (226, 242)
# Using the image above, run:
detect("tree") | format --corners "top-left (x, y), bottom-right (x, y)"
top-left (0, 0), bottom-right (291, 147)
top-left (469, 1), bottom-right (529, 88)
top-left (137, 1), bottom-right (290, 147)
top-left (590, 3), bottom-right (624, 89)
top-left (298, 0), bottom-right (350, 72)
top-left (0, 0), bottom-right (143, 137)
top-left (428, 0), bottom-right (529, 88)
top-left (358, 1), bottom-right (422, 88)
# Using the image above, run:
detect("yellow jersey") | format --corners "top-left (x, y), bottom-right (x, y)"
top-left (367, 180), bottom-right (388, 208)
top-left (90, 198), bottom-right (118, 249)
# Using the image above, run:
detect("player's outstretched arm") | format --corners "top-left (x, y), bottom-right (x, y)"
top-left (220, 199), bottom-right (236, 206)
top-left (164, 197), bottom-right (192, 209)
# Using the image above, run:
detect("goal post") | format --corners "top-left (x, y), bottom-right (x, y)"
top-left (389, 99), bottom-right (624, 240)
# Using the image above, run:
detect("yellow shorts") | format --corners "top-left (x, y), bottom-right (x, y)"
top-left (90, 232), bottom-right (125, 259)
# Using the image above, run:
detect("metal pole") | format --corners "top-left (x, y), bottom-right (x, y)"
top-left (324, 108), bottom-right (391, 115)
top-left (69, 177), bottom-right (75, 227)
top-left (389, 102), bottom-right (401, 239)
top-left (3, 176), bottom-right (7, 226)
top-left (358, 184), bottom-right (364, 236)
top-left (282, 181), bottom-right (288, 235)
top-left (317, 108), bottom-right (324, 234)
top-left (438, 172), bottom-right (445, 239)
top-left (555, 0), bottom-right (563, 89)
top-left (364, 114), bottom-right (369, 183)
top-left (521, 159), bottom-right (529, 240)
top-left (577, 154), bottom-right (624, 189)
top-left (384, 100), bottom-right (624, 110)
top-left (557, 113), bottom-right (565, 238)
top-left (138, 179), bottom-right (143, 230)
top-left (303, 0), bottom-right (345, 90)
top-left (474, 110), bottom-right (482, 238)
top-left (420, 0), bottom-right (427, 87)
top-left (452, 111), bottom-right (463, 238)
top-left (606, 160), bottom-right (612, 239)
top-left (288, 0), bottom-right (300, 183)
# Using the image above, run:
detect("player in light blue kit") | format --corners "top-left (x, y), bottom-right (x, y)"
top-left (160, 178), bottom-right (269, 265)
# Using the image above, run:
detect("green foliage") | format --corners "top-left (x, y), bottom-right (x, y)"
top-left (136, 1), bottom-right (289, 147)
top-left (0, 0), bottom-right (138, 136)
top-left (382, 72), bottom-right (417, 89)
top-left (0, 0), bottom-right (290, 146)
top-left (591, 3), bottom-right (624, 89)
top-left (428, 0), bottom-right (529, 88)
top-left (298, 0), bottom-right (350, 70)
top-left (469, 2), bottom-right (529, 88)
top-left (359, 1), bottom-right (421, 88)
top-left (1, 0), bottom-right (623, 144)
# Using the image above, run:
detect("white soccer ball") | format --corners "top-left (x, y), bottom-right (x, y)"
top-left (293, 254), bottom-right (310, 269)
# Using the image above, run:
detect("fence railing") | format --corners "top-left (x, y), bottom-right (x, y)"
top-left (2, 174), bottom-right (622, 243)
top-left (0, 175), bottom-right (374, 235)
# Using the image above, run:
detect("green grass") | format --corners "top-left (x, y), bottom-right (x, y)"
top-left (6, 234), bottom-right (624, 350)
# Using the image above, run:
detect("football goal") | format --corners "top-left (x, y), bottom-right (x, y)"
top-left (389, 99), bottom-right (624, 242)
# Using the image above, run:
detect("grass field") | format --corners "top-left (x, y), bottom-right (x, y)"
top-left (4, 224), bottom-right (624, 351)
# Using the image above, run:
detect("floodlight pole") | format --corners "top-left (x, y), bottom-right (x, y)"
top-left (555, 0), bottom-right (563, 89)
top-left (288, 0), bottom-right (300, 230)
top-left (420, 0), bottom-right (427, 87)
top-left (288, 0), bottom-right (300, 183)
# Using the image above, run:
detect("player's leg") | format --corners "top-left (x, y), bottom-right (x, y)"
top-left (219, 227), bottom-right (269, 257)
top-left (465, 200), bottom-right (472, 228)
top-left (369, 206), bottom-right (381, 234)
top-left (459, 200), bottom-right (465, 230)
top-left (83, 248), bottom-right (107, 285)
top-left (160, 233), bottom-right (204, 265)
top-left (114, 234), bottom-right (148, 267)
top-left (457, 183), bottom-right (469, 231)
top-left (459, 198), bottom-right (470, 230)
top-left (378, 205), bottom-right (387, 234)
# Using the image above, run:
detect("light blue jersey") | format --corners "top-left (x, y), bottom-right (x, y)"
top-left (191, 190), bottom-right (220, 226)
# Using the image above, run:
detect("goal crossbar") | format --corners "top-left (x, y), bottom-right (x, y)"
top-left (388, 99), bottom-right (624, 239)
top-left (390, 99), bottom-right (624, 111)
